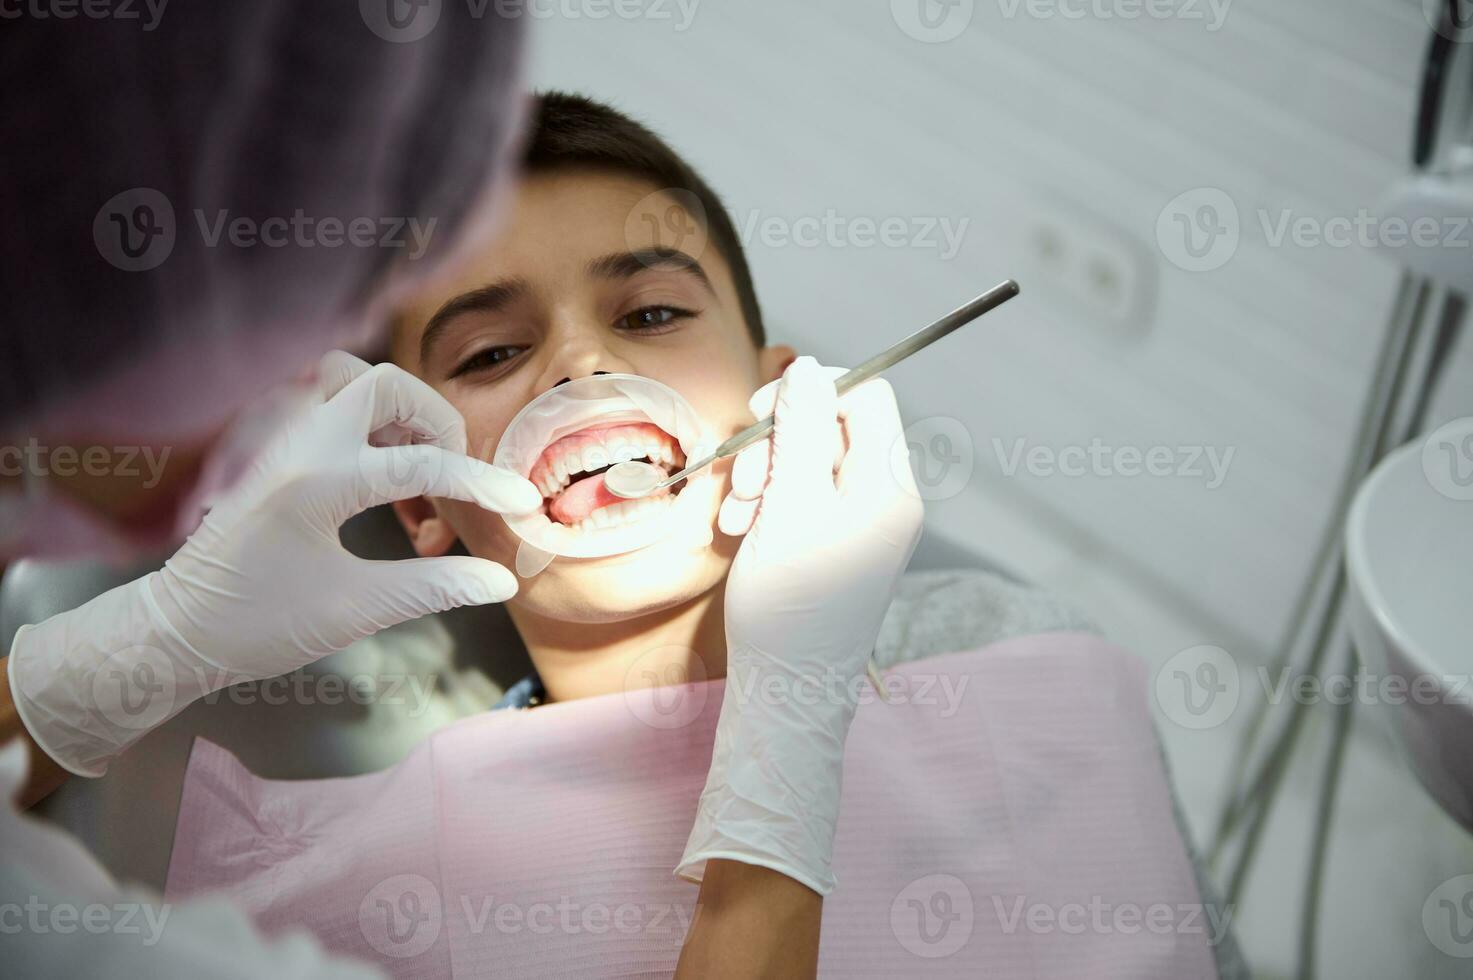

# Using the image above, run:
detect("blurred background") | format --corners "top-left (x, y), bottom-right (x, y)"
top-left (524, 2), bottom-right (1472, 976)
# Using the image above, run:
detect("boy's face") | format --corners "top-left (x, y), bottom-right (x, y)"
top-left (391, 168), bottom-right (792, 623)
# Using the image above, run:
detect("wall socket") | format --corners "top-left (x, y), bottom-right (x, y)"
top-left (1018, 195), bottom-right (1157, 341)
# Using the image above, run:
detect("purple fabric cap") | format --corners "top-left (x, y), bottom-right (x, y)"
top-left (0, 3), bottom-right (527, 442)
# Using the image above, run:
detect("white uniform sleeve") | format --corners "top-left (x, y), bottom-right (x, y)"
top-left (0, 740), bottom-right (382, 980)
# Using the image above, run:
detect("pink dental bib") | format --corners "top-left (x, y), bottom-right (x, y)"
top-left (165, 633), bottom-right (1220, 978)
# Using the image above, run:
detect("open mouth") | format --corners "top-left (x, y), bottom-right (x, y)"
top-left (529, 420), bottom-right (687, 531)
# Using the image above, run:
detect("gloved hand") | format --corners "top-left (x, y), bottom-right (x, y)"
top-left (8, 352), bottom-right (541, 777)
top-left (678, 356), bottom-right (925, 895)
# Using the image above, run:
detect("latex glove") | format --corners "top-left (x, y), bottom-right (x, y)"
top-left (678, 356), bottom-right (925, 895)
top-left (8, 352), bottom-right (541, 777)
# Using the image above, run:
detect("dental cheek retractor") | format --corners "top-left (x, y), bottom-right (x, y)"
top-left (491, 374), bottom-right (717, 577)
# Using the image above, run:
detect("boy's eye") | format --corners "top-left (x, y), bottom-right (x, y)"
top-left (450, 345), bottom-right (527, 379)
top-left (616, 305), bottom-right (696, 332)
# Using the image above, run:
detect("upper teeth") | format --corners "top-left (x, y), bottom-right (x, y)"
top-left (536, 437), bottom-right (677, 499)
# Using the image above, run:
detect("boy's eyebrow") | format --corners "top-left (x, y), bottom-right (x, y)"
top-left (586, 247), bottom-right (715, 294)
top-left (418, 278), bottom-right (531, 367)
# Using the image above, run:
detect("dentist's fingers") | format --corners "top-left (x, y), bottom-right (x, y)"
top-left (316, 350), bottom-right (375, 402)
top-left (757, 358), bottom-right (842, 525)
top-left (365, 554), bottom-right (520, 622)
top-left (357, 444), bottom-right (543, 515)
top-left (718, 490), bottom-right (760, 537)
top-left (745, 363), bottom-right (848, 419)
top-left (744, 361), bottom-right (845, 487)
top-left (728, 439), bottom-right (772, 500)
top-left (834, 377), bottom-right (922, 508)
top-left (332, 362), bottom-right (469, 453)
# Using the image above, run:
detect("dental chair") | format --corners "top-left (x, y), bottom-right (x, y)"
top-left (0, 505), bottom-right (1246, 979)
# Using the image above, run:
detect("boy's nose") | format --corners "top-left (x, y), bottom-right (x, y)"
top-left (551, 371), bottom-right (610, 388)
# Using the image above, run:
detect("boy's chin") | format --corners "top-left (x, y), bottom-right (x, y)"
top-left (510, 530), bottom-right (732, 625)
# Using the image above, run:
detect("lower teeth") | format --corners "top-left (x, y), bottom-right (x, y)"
top-left (569, 493), bottom-right (675, 532)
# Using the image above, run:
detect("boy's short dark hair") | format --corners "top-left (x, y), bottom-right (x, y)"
top-left (524, 92), bottom-right (766, 346)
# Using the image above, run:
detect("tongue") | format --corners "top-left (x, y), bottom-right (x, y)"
top-left (548, 472), bottom-right (621, 525)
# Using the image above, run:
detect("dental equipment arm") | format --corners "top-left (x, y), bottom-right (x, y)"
top-left (678, 357), bottom-right (925, 896)
top-left (4, 353), bottom-right (541, 793)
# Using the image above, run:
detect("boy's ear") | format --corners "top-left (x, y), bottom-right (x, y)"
top-left (391, 497), bottom-right (460, 557)
top-left (758, 344), bottom-right (797, 384)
